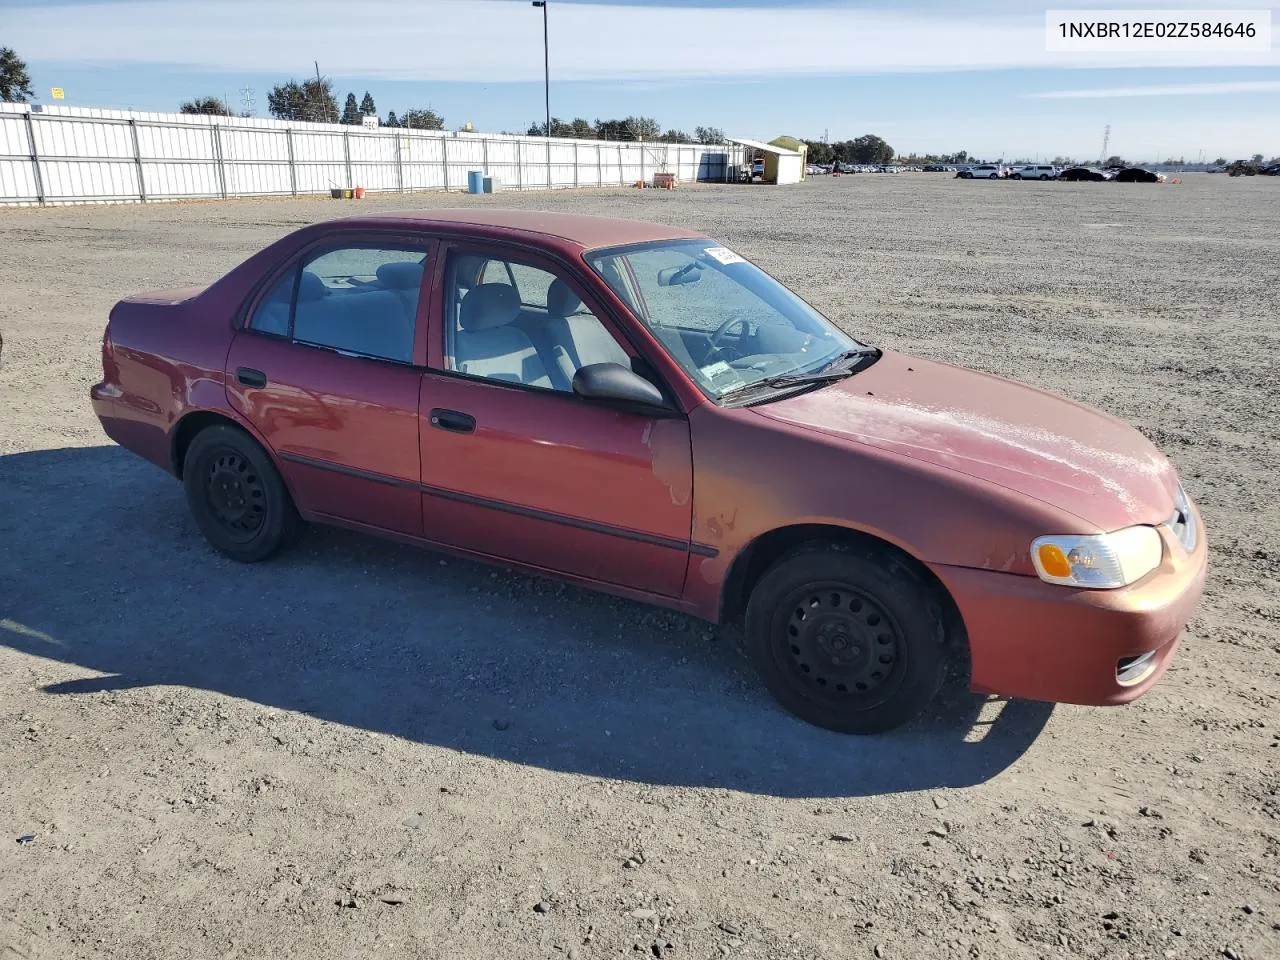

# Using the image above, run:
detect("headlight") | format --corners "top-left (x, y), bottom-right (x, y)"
top-left (1030, 526), bottom-right (1164, 589)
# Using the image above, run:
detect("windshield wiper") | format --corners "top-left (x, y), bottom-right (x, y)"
top-left (813, 347), bottom-right (881, 373)
top-left (719, 347), bottom-right (881, 405)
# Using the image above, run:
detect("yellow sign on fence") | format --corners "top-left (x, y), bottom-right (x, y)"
top-left (51, 87), bottom-right (65, 100)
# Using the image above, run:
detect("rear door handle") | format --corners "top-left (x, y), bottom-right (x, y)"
top-left (236, 367), bottom-right (267, 388)
top-left (428, 408), bottom-right (476, 434)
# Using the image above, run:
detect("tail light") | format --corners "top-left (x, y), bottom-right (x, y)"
top-left (101, 317), bottom-right (118, 381)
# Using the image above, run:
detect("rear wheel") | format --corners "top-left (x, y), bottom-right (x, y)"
top-left (745, 542), bottom-right (947, 734)
top-left (1039, 174), bottom-right (1050, 180)
top-left (182, 424), bottom-right (302, 562)
top-left (1011, 173), bottom-right (1022, 180)
top-left (989, 172), bottom-right (1000, 179)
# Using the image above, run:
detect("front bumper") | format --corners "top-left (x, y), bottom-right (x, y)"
top-left (929, 507), bottom-right (1208, 706)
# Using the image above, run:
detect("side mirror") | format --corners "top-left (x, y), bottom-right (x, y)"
top-left (572, 362), bottom-right (669, 409)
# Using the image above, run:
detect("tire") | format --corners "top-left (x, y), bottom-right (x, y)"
top-left (745, 541), bottom-right (947, 734)
top-left (182, 423), bottom-right (303, 562)
top-left (989, 173), bottom-right (1000, 179)
top-left (1011, 173), bottom-right (1022, 180)
top-left (1039, 174), bottom-right (1050, 180)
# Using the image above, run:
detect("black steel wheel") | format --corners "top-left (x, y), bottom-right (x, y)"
top-left (745, 542), bottom-right (948, 734)
top-left (780, 583), bottom-right (906, 708)
top-left (203, 449), bottom-right (267, 541)
top-left (182, 423), bottom-right (302, 562)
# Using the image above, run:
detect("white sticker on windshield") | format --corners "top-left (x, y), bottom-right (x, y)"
top-left (700, 360), bottom-right (735, 380)
top-left (703, 246), bottom-right (745, 266)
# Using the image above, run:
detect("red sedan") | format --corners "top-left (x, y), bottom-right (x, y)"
top-left (91, 209), bottom-right (1207, 733)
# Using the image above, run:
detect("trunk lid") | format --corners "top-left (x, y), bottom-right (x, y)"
top-left (121, 286), bottom-right (205, 306)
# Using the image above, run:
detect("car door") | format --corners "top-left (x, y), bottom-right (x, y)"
top-left (417, 243), bottom-right (694, 598)
top-left (226, 236), bottom-right (436, 536)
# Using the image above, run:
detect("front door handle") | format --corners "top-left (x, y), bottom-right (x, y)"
top-left (236, 367), bottom-right (267, 388)
top-left (429, 408), bottom-right (476, 434)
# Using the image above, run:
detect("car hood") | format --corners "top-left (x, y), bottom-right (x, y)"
top-left (750, 351), bottom-right (1178, 531)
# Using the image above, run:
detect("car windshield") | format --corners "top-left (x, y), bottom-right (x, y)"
top-left (586, 239), bottom-right (864, 401)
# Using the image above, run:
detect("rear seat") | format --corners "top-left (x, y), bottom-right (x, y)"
top-left (293, 270), bottom-right (416, 363)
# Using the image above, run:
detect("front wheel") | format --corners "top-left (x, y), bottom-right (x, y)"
top-left (182, 423), bottom-right (303, 562)
top-left (745, 543), bottom-right (947, 734)
top-left (1011, 173), bottom-right (1022, 180)
top-left (989, 172), bottom-right (1000, 179)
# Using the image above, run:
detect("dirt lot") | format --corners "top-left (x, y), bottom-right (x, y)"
top-left (2, 175), bottom-right (1278, 960)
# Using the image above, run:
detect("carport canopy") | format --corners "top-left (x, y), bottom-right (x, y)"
top-left (725, 137), bottom-right (804, 158)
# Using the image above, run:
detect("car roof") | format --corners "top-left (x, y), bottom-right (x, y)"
top-left (336, 208), bottom-right (705, 251)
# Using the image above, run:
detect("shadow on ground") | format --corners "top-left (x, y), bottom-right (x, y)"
top-left (0, 445), bottom-right (1053, 798)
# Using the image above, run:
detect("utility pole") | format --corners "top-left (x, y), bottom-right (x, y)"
top-left (532, 2), bottom-right (550, 137)
top-left (314, 61), bottom-right (333, 123)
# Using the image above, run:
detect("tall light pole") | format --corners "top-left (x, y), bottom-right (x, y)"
top-left (532, 1), bottom-right (550, 136)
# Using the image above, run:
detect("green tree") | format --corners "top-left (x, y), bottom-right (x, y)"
top-left (0, 46), bottom-right (34, 103)
top-left (803, 141), bottom-right (834, 165)
top-left (596, 116), bottom-right (661, 141)
top-left (401, 108), bottom-right (445, 130)
top-left (385, 110), bottom-right (399, 128)
top-left (341, 92), bottom-right (361, 124)
top-left (360, 91), bottom-right (376, 116)
top-left (850, 134), bottom-right (894, 164)
top-left (179, 95), bottom-right (231, 116)
top-left (267, 77), bottom-right (339, 123)
top-left (1251, 153), bottom-right (1264, 165)
top-left (1103, 155), bottom-right (1127, 169)
top-left (695, 126), bottom-right (725, 144)
top-left (529, 117), bottom-right (594, 138)
top-left (1212, 157), bottom-right (1227, 166)
top-left (657, 129), bottom-right (691, 143)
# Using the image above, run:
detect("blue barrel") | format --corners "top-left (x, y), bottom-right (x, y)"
top-left (467, 170), bottom-right (484, 194)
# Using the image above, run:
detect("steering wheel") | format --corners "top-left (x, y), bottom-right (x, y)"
top-left (709, 316), bottom-right (750, 348)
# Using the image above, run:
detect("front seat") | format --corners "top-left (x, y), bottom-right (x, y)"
top-left (543, 279), bottom-right (631, 387)
top-left (453, 283), bottom-right (553, 388)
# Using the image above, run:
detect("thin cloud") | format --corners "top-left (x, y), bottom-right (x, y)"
top-left (8, 0), bottom-right (1280, 80)
top-left (1028, 80), bottom-right (1280, 99)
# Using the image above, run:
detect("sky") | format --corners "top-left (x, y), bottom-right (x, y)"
top-left (4, 0), bottom-right (1279, 160)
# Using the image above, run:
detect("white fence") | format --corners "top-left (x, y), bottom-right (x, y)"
top-left (0, 104), bottom-right (745, 206)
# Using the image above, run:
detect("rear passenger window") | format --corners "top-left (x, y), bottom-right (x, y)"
top-left (248, 245), bottom-right (428, 364)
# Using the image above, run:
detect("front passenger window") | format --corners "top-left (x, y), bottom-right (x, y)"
top-left (445, 254), bottom-right (631, 393)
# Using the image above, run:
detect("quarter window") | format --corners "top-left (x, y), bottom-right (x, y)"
top-left (248, 245), bottom-right (428, 364)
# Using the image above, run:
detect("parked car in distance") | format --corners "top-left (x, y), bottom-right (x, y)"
top-left (1057, 166), bottom-right (1108, 182)
top-left (92, 209), bottom-right (1208, 734)
top-left (1010, 164), bottom-right (1058, 180)
top-left (956, 164), bottom-right (1004, 179)
top-left (1113, 167), bottom-right (1164, 183)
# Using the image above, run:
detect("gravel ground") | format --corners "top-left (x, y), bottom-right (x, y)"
top-left (1, 175), bottom-right (1278, 960)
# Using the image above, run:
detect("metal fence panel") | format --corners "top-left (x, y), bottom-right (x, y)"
top-left (0, 104), bottom-right (735, 205)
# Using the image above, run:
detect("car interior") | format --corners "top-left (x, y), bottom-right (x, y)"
top-left (250, 249), bottom-right (425, 365)
top-left (446, 255), bottom-right (634, 393)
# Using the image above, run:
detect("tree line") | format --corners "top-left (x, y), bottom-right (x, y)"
top-left (525, 118), bottom-right (725, 144)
